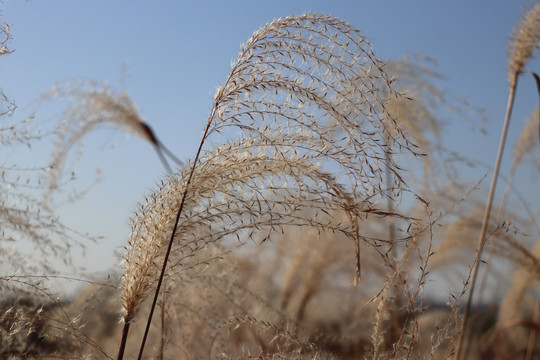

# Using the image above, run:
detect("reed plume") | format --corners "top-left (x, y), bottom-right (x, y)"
top-left (508, 3), bottom-right (540, 82)
top-left (117, 13), bottom-right (421, 359)
top-left (45, 82), bottom-right (182, 199)
top-left (501, 107), bottom-right (540, 212)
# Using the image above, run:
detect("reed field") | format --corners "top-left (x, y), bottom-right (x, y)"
top-left (1, 4), bottom-right (540, 360)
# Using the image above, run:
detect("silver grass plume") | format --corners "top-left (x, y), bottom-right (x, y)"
top-left (512, 107), bottom-right (540, 170)
top-left (508, 3), bottom-right (540, 82)
top-left (118, 13), bottom-right (420, 359)
top-left (45, 81), bottom-right (182, 200)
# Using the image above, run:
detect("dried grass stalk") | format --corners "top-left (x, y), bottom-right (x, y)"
top-left (456, 5), bottom-right (540, 359)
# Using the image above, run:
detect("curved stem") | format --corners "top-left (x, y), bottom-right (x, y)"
top-left (455, 74), bottom-right (518, 360)
top-left (136, 116), bottom-right (214, 360)
top-left (157, 139), bottom-right (185, 167)
top-left (153, 142), bottom-right (172, 174)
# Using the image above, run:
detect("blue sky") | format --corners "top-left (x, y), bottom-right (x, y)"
top-left (1, 1), bottom-right (539, 282)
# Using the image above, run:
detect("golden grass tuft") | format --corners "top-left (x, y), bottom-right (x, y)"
top-left (508, 3), bottom-right (540, 81)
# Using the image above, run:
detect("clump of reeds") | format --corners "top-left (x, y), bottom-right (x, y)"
top-left (7, 7), bottom-right (540, 359)
top-left (117, 13), bottom-right (423, 359)
top-left (0, 28), bottom-right (97, 304)
top-left (0, 15), bottom-right (122, 359)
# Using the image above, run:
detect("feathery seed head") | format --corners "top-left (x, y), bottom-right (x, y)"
top-left (508, 3), bottom-right (540, 81)
top-left (512, 107), bottom-right (540, 167)
top-left (121, 13), bottom-right (421, 325)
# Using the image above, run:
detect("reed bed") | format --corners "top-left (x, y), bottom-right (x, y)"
top-left (0, 8), bottom-right (539, 360)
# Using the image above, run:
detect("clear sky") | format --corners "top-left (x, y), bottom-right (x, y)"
top-left (1, 1), bottom-right (539, 284)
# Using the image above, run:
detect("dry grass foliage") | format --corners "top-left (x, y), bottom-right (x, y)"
top-left (1, 10), bottom-right (540, 360)
top-left (44, 81), bottom-right (184, 198)
top-left (119, 13), bottom-right (427, 358)
top-left (0, 20), bottom-right (94, 304)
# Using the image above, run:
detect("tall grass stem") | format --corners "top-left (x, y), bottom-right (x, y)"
top-left (455, 74), bottom-right (518, 360)
top-left (136, 109), bottom-right (217, 360)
